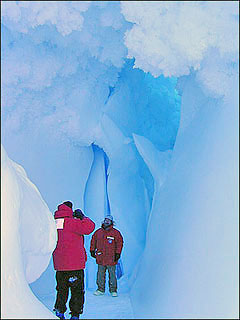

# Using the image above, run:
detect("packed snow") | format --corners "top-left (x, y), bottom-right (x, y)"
top-left (1, 1), bottom-right (239, 319)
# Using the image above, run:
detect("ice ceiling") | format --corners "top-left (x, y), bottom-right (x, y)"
top-left (2, 1), bottom-right (238, 143)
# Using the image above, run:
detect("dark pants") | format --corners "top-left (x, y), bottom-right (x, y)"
top-left (97, 265), bottom-right (117, 293)
top-left (54, 269), bottom-right (84, 316)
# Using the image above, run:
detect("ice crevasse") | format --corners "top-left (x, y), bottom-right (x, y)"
top-left (1, 1), bottom-right (239, 319)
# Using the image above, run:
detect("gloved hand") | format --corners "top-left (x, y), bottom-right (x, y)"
top-left (90, 250), bottom-right (96, 258)
top-left (114, 253), bottom-right (120, 262)
top-left (73, 209), bottom-right (85, 220)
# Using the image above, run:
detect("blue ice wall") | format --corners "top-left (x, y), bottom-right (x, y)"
top-left (105, 59), bottom-right (180, 151)
top-left (2, 2), bottom-right (237, 319)
top-left (130, 73), bottom-right (239, 319)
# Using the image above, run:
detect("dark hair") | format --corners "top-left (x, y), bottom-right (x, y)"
top-left (63, 201), bottom-right (73, 209)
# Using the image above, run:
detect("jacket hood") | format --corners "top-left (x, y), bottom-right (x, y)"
top-left (54, 204), bottom-right (73, 219)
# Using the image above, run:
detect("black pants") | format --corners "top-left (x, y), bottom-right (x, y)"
top-left (54, 269), bottom-right (84, 316)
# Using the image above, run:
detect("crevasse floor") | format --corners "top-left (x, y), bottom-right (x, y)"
top-left (37, 279), bottom-right (134, 319)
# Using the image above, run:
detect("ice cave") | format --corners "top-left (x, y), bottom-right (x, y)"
top-left (1, 1), bottom-right (239, 319)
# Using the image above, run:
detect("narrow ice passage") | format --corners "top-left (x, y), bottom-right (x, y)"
top-left (29, 144), bottom-right (134, 319)
top-left (1, 1), bottom-right (239, 319)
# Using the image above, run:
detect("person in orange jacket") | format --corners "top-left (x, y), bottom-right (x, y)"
top-left (90, 215), bottom-right (123, 297)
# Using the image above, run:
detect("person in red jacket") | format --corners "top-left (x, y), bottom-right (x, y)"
top-left (52, 201), bottom-right (95, 320)
top-left (90, 214), bottom-right (123, 297)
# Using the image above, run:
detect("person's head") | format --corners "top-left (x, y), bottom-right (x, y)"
top-left (103, 214), bottom-right (114, 226)
top-left (63, 201), bottom-right (73, 209)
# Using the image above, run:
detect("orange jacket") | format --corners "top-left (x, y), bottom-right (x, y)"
top-left (90, 225), bottom-right (123, 266)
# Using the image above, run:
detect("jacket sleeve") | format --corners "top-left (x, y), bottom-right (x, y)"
top-left (115, 230), bottom-right (123, 254)
top-left (90, 231), bottom-right (97, 251)
top-left (72, 217), bottom-right (95, 235)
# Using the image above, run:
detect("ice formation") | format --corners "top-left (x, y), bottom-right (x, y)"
top-left (1, 1), bottom-right (238, 319)
top-left (1, 145), bottom-right (57, 318)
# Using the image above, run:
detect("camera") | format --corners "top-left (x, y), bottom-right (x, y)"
top-left (73, 209), bottom-right (84, 220)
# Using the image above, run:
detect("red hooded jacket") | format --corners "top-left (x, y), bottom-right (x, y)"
top-left (90, 225), bottom-right (123, 266)
top-left (52, 204), bottom-right (95, 271)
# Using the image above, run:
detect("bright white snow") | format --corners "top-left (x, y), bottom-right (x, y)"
top-left (1, 145), bottom-right (57, 319)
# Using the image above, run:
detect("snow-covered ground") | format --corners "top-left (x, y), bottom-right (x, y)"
top-left (37, 289), bottom-right (134, 319)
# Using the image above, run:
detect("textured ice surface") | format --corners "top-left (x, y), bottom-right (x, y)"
top-left (1, 145), bottom-right (57, 318)
top-left (1, 1), bottom-right (238, 319)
